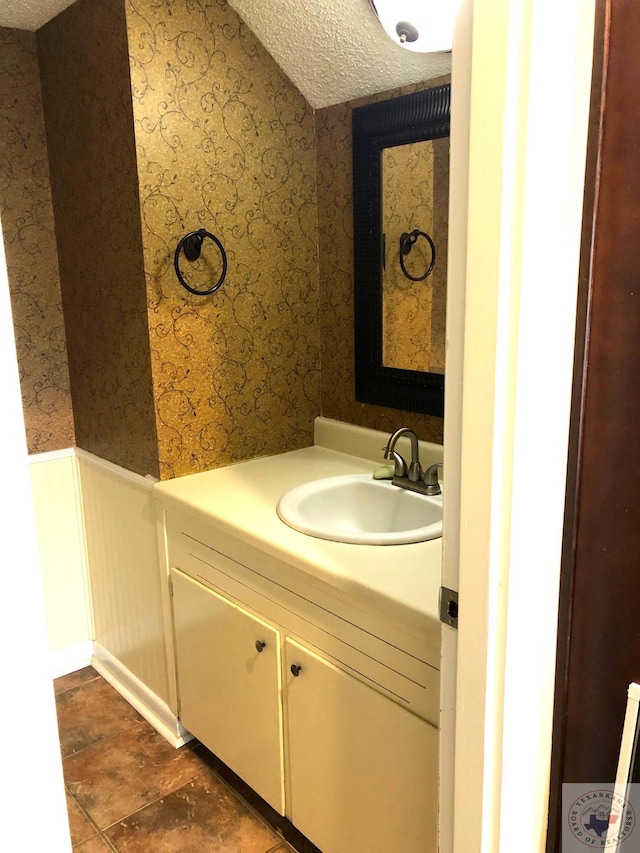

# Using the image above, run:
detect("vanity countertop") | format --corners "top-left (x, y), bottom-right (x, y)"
top-left (154, 445), bottom-right (442, 651)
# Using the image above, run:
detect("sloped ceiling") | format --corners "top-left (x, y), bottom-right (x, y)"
top-left (0, 0), bottom-right (451, 109)
top-left (0, 0), bottom-right (76, 31)
top-left (226, 0), bottom-right (451, 108)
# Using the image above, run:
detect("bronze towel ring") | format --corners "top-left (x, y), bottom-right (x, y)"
top-left (174, 229), bottom-right (228, 296)
top-left (399, 229), bottom-right (436, 282)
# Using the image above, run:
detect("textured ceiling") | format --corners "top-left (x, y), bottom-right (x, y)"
top-left (0, 0), bottom-right (76, 31)
top-left (227, 0), bottom-right (451, 108)
top-left (0, 0), bottom-right (451, 109)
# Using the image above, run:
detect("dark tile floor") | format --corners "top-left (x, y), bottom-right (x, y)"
top-left (54, 667), bottom-right (319, 852)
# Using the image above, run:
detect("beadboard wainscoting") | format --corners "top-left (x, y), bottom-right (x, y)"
top-left (30, 447), bottom-right (185, 746)
top-left (29, 448), bottom-right (93, 676)
top-left (76, 450), bottom-right (170, 699)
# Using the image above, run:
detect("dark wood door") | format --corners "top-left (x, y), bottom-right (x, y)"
top-left (548, 0), bottom-right (640, 848)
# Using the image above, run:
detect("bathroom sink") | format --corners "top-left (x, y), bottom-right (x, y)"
top-left (276, 473), bottom-right (442, 545)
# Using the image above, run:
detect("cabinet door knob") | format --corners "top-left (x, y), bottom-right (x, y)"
top-left (290, 664), bottom-right (302, 677)
top-left (255, 640), bottom-right (266, 653)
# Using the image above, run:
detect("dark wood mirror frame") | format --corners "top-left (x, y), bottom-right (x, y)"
top-left (352, 83), bottom-right (451, 417)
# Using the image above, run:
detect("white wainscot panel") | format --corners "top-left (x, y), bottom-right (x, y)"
top-left (29, 449), bottom-right (92, 677)
top-left (77, 450), bottom-right (170, 707)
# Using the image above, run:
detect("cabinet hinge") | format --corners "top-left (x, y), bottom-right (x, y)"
top-left (439, 587), bottom-right (458, 629)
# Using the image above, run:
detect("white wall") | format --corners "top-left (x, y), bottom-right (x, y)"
top-left (0, 220), bottom-right (71, 848)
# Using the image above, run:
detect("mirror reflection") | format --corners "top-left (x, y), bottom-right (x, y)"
top-left (381, 137), bottom-right (449, 374)
top-left (353, 83), bottom-right (450, 417)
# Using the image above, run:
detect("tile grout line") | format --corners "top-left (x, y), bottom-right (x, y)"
top-left (55, 673), bottom-right (101, 698)
top-left (56, 671), bottom-right (301, 851)
top-left (97, 830), bottom-right (119, 853)
top-left (187, 764), bottom-right (280, 827)
top-left (60, 698), bottom-right (203, 842)
top-left (186, 745), bottom-right (313, 852)
top-left (71, 760), bottom-right (205, 840)
top-left (61, 719), bottom-right (147, 762)
top-left (65, 784), bottom-right (104, 848)
top-left (91, 767), bottom-right (289, 851)
top-left (194, 761), bottom-right (287, 846)
top-left (94, 767), bottom-right (212, 838)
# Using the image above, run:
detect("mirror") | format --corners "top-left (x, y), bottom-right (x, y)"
top-left (353, 84), bottom-right (451, 417)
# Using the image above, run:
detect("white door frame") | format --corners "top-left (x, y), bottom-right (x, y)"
top-left (441, 0), bottom-right (596, 850)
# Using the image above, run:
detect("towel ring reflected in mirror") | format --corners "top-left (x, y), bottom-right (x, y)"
top-left (399, 229), bottom-right (436, 282)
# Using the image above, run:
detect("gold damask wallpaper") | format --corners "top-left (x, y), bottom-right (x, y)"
top-left (382, 139), bottom-right (436, 372)
top-left (315, 79), bottom-right (450, 444)
top-left (382, 136), bottom-right (449, 373)
top-left (0, 27), bottom-right (75, 453)
top-left (2, 0), bottom-right (447, 477)
top-left (38, 0), bottom-right (160, 478)
top-left (126, 0), bottom-right (320, 479)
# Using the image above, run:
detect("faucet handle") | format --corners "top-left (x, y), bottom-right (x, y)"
top-left (423, 462), bottom-right (443, 495)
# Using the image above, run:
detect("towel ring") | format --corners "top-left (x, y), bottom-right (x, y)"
top-left (174, 228), bottom-right (228, 296)
top-left (399, 229), bottom-right (436, 282)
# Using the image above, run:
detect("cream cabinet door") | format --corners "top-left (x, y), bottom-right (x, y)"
top-left (285, 638), bottom-right (438, 853)
top-left (171, 569), bottom-right (284, 813)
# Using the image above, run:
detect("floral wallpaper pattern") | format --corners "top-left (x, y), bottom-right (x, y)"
top-left (382, 136), bottom-right (449, 374)
top-left (315, 80), bottom-right (450, 444)
top-left (126, 0), bottom-right (320, 479)
top-left (0, 27), bottom-right (75, 453)
top-left (38, 0), bottom-right (160, 478)
top-left (3, 0), bottom-right (447, 476)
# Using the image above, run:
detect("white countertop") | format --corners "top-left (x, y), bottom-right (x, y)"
top-left (154, 443), bottom-right (443, 645)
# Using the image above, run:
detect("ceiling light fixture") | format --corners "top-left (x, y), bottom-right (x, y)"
top-left (368, 0), bottom-right (454, 53)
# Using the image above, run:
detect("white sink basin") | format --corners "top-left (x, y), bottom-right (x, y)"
top-left (276, 473), bottom-right (442, 545)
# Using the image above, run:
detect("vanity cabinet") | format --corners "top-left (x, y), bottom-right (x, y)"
top-left (155, 436), bottom-right (444, 853)
top-left (171, 570), bottom-right (284, 813)
top-left (285, 638), bottom-right (438, 853)
top-left (168, 529), bottom-right (439, 853)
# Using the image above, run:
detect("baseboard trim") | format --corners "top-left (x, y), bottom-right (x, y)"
top-left (92, 644), bottom-right (192, 749)
top-left (51, 641), bottom-right (94, 679)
